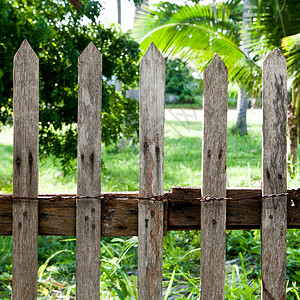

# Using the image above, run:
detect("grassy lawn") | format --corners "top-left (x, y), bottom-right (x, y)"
top-left (0, 109), bottom-right (299, 298)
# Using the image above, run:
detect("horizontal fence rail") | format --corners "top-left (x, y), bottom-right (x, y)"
top-left (4, 39), bottom-right (297, 298)
top-left (0, 188), bottom-right (299, 236)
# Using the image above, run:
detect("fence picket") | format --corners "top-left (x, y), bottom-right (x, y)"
top-left (12, 40), bottom-right (39, 299)
top-left (6, 40), bottom-right (294, 298)
top-left (200, 54), bottom-right (228, 299)
top-left (261, 48), bottom-right (287, 299)
top-left (138, 42), bottom-right (165, 299)
top-left (76, 42), bottom-right (102, 299)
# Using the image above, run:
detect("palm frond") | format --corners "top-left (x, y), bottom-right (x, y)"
top-left (132, 3), bottom-right (261, 92)
top-left (282, 33), bottom-right (300, 84)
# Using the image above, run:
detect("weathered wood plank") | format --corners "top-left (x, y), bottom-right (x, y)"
top-left (12, 40), bottom-right (39, 300)
top-left (0, 188), bottom-right (299, 236)
top-left (138, 42), bottom-right (165, 300)
top-left (261, 48), bottom-right (287, 300)
top-left (76, 42), bottom-right (102, 299)
top-left (200, 54), bottom-right (228, 299)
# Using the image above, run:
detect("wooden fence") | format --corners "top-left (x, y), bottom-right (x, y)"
top-left (2, 39), bottom-right (300, 299)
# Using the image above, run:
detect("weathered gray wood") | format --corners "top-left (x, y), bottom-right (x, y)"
top-left (200, 54), bottom-right (228, 299)
top-left (138, 42), bottom-right (165, 300)
top-left (261, 48), bottom-right (287, 300)
top-left (0, 188), bottom-right (299, 236)
top-left (76, 42), bottom-right (102, 299)
top-left (12, 39), bottom-right (39, 300)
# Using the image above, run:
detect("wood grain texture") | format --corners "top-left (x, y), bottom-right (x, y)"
top-left (138, 42), bottom-right (165, 300)
top-left (12, 40), bottom-right (39, 300)
top-left (201, 54), bottom-right (228, 299)
top-left (76, 42), bottom-right (102, 299)
top-left (261, 48), bottom-right (287, 300)
top-left (0, 188), bottom-right (299, 236)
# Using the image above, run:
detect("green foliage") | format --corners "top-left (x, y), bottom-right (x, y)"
top-left (132, 1), bottom-right (260, 92)
top-left (0, 114), bottom-right (299, 297)
top-left (0, 0), bottom-right (141, 168)
top-left (165, 58), bottom-right (202, 104)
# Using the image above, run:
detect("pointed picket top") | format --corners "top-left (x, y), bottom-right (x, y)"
top-left (140, 42), bottom-right (165, 66)
top-left (14, 39), bottom-right (38, 63)
top-left (204, 53), bottom-right (227, 76)
top-left (263, 47), bottom-right (286, 68)
top-left (79, 41), bottom-right (101, 64)
top-left (261, 47), bottom-right (287, 300)
top-left (201, 51), bottom-right (228, 299)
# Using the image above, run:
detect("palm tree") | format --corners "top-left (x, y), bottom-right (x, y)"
top-left (282, 33), bottom-right (300, 167)
top-left (249, 0), bottom-right (300, 167)
top-left (132, 0), bottom-right (300, 165)
top-left (132, 2), bottom-right (260, 129)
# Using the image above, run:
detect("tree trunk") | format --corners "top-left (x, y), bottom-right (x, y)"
top-left (235, 0), bottom-right (251, 135)
top-left (125, 0), bottom-right (149, 99)
top-left (288, 103), bottom-right (297, 164)
top-left (236, 86), bottom-right (248, 135)
top-left (117, 0), bottom-right (121, 25)
top-left (116, 0), bottom-right (122, 93)
top-left (288, 85), bottom-right (299, 175)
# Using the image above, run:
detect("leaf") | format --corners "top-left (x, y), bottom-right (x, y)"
top-left (163, 267), bottom-right (176, 300)
top-left (132, 3), bottom-right (260, 92)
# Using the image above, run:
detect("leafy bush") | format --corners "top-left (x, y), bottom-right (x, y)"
top-left (0, 0), bottom-right (141, 169)
top-left (166, 59), bottom-right (202, 105)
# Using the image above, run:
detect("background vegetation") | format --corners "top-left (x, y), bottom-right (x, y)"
top-left (0, 0), bottom-right (299, 298)
top-left (0, 113), bottom-right (299, 298)
top-left (0, 0), bottom-right (140, 169)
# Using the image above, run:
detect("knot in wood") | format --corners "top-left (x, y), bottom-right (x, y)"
top-left (218, 148), bottom-right (223, 159)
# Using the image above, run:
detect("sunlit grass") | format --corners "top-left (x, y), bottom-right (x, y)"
top-left (0, 109), bottom-right (299, 194)
top-left (0, 110), bottom-right (299, 298)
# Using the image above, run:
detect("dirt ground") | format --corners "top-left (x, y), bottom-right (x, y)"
top-left (165, 108), bottom-right (263, 123)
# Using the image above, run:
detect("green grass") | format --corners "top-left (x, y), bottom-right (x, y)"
top-left (0, 112), bottom-right (299, 193)
top-left (0, 110), bottom-right (299, 298)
